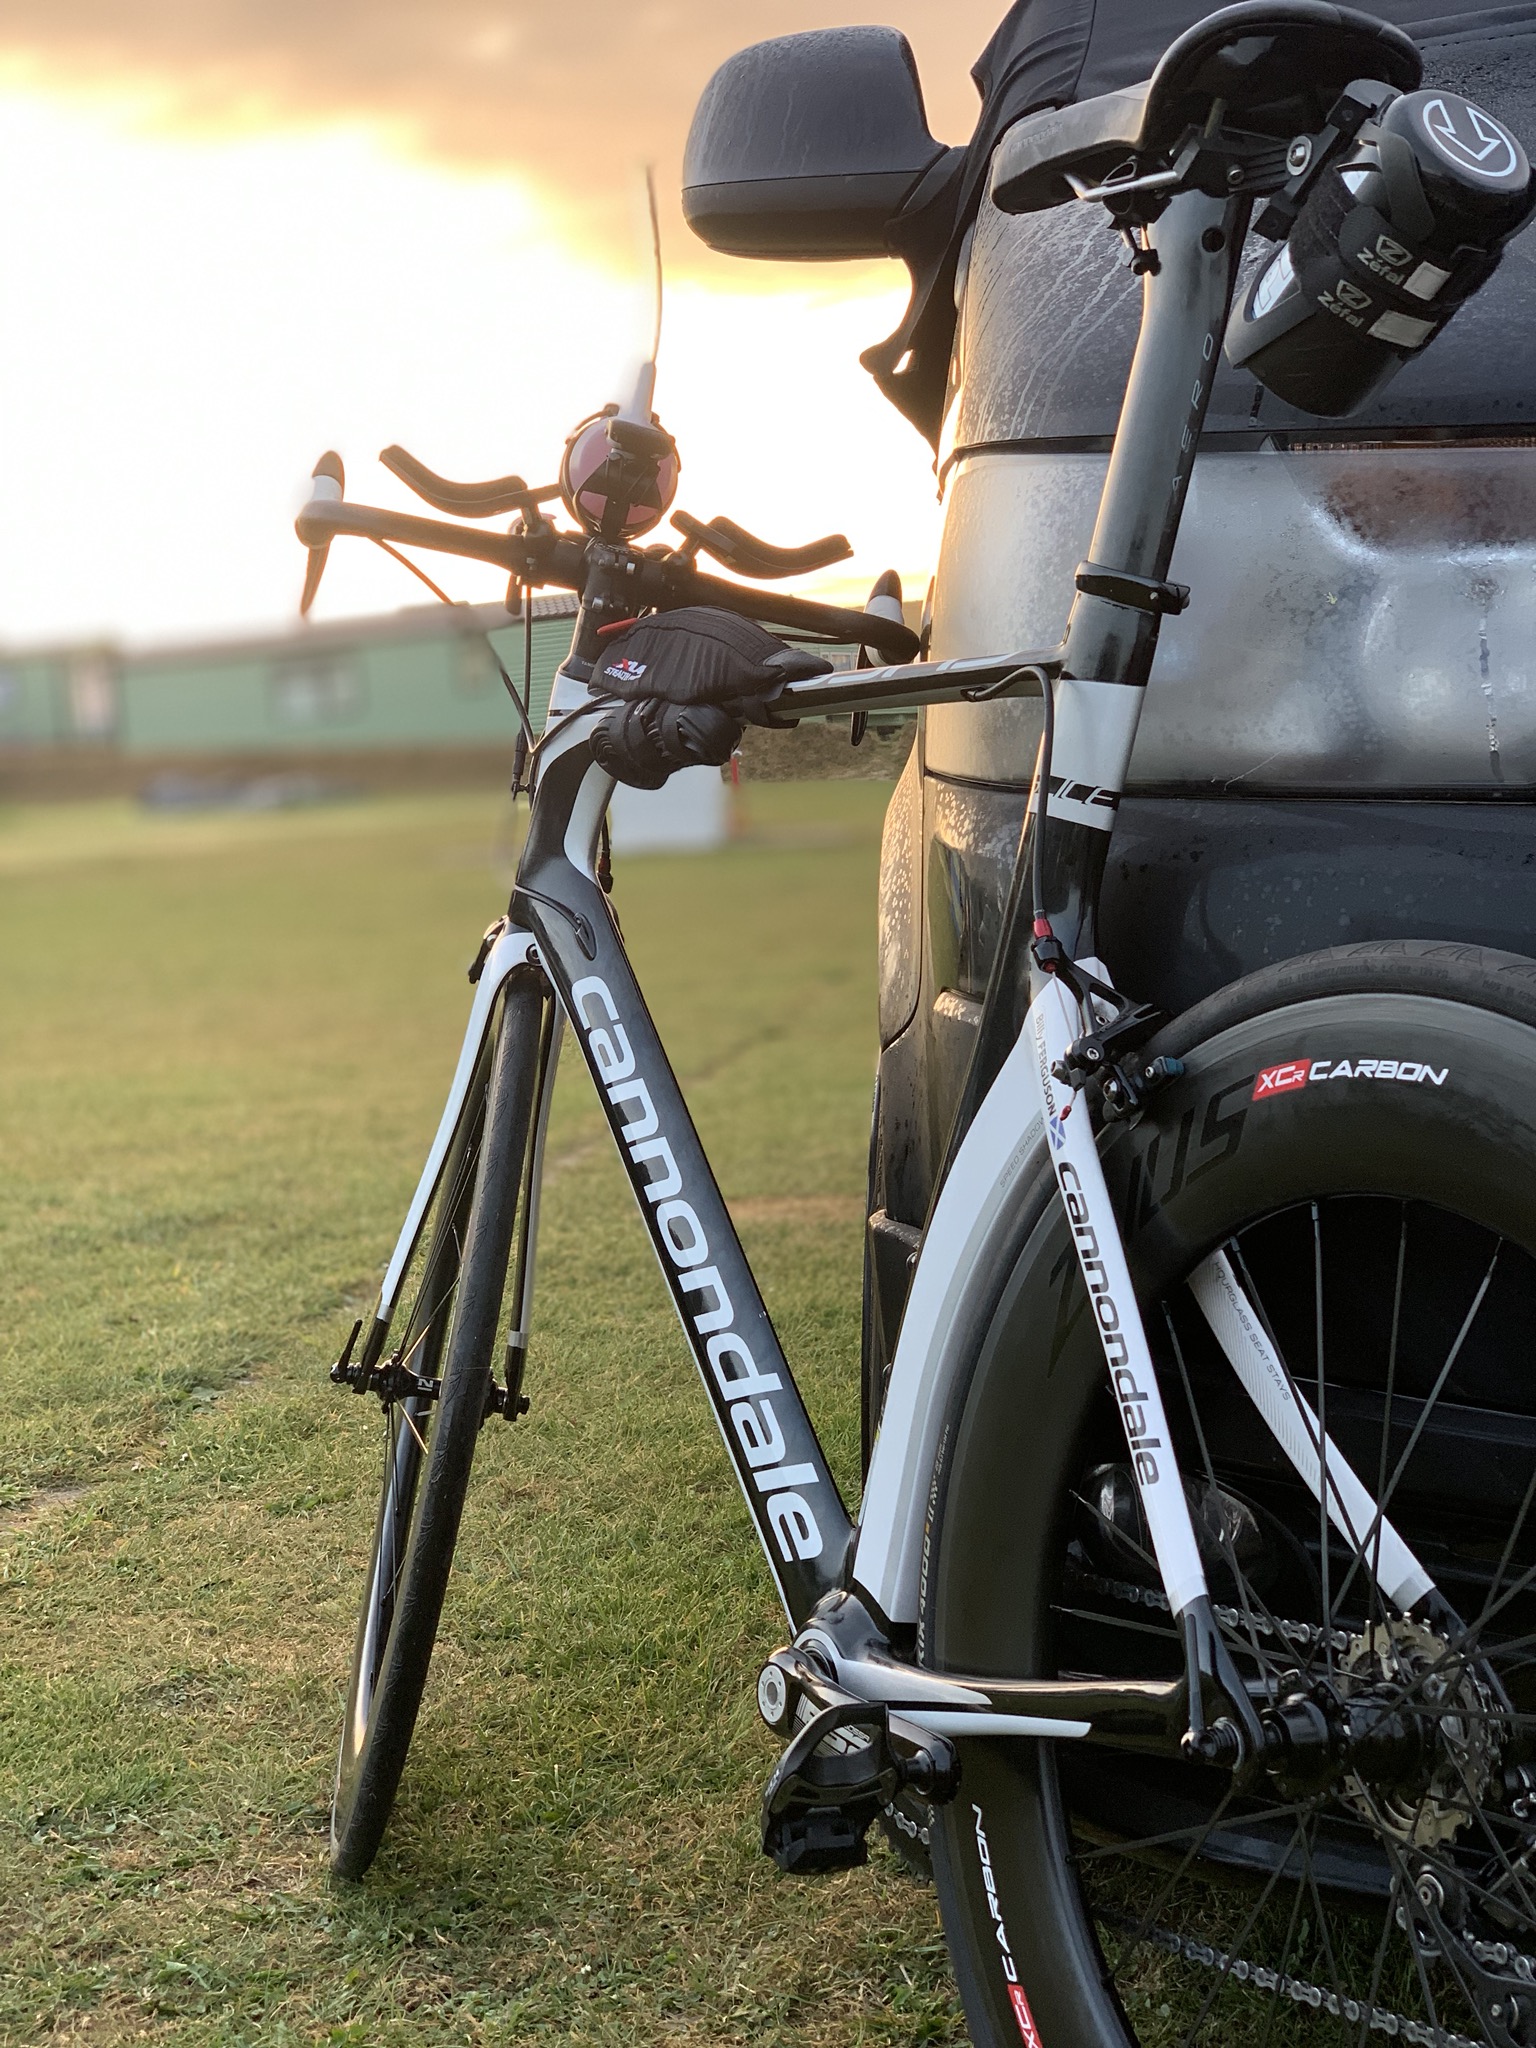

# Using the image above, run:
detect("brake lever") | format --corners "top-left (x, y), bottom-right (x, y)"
top-left (670, 510), bottom-right (853, 582)
top-left (299, 451), bottom-right (344, 616)
top-left (379, 444), bottom-right (562, 521)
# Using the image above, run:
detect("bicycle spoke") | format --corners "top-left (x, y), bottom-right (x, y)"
top-left (1325, 1205), bottom-right (1409, 1640)
top-left (1072, 1486), bottom-right (1162, 1579)
top-left (1394, 1567), bottom-right (1536, 1707)
top-left (1254, 1818), bottom-right (1311, 2048)
top-left (1171, 1813), bottom-right (1310, 2046)
top-left (1312, 1204), bottom-right (1335, 1679)
top-left (1353, 1871), bottom-right (1398, 2048)
top-left (1052, 1602), bottom-right (1185, 1642)
top-left (1468, 1617), bottom-right (1536, 1666)
top-left (1372, 1205), bottom-right (1408, 1632)
top-left (1465, 1449), bottom-right (1536, 1653)
top-left (1379, 1832), bottom-right (1451, 2043)
top-left (1091, 1781), bottom-right (1287, 2039)
top-left (1429, 1737), bottom-right (1536, 1925)
top-left (1369, 1823), bottom-right (1533, 1933)
top-left (1352, 1242), bottom-right (1501, 1601)
top-left (1226, 1234), bottom-right (1365, 1665)
top-left (1074, 1796), bottom-right (1305, 1866)
top-left (1297, 1815), bottom-right (1351, 2026)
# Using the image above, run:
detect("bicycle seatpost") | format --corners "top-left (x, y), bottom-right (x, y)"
top-left (1033, 187), bottom-right (1250, 966)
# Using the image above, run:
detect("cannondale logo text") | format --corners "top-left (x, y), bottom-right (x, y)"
top-left (571, 976), bottom-right (823, 1566)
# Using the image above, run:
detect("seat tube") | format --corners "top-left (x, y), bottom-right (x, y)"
top-left (1034, 187), bottom-right (1249, 963)
top-left (941, 191), bottom-right (1248, 1158)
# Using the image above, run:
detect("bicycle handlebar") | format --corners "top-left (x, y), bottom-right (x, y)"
top-left (295, 471), bottom-right (920, 660)
top-left (378, 445), bottom-right (563, 520)
top-left (670, 510), bottom-right (852, 581)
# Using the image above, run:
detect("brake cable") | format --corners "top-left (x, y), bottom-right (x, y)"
top-left (1029, 669), bottom-right (1064, 973)
top-left (364, 533), bottom-right (538, 769)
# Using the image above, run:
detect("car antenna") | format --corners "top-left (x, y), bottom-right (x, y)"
top-left (617, 164), bottom-right (664, 425)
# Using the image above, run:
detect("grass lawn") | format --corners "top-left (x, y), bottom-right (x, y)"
top-left (0, 780), bottom-right (964, 2046)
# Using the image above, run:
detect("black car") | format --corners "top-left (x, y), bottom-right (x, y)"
top-left (683, 0), bottom-right (1536, 1462)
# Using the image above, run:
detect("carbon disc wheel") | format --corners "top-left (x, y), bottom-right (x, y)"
top-left (330, 973), bottom-right (545, 1880)
top-left (922, 945), bottom-right (1536, 2048)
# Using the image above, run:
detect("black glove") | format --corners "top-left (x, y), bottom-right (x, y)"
top-left (591, 698), bottom-right (744, 791)
top-left (590, 607), bottom-right (833, 789)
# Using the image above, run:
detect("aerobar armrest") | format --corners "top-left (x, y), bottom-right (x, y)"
top-left (671, 510), bottom-right (853, 581)
top-left (379, 445), bottom-right (559, 519)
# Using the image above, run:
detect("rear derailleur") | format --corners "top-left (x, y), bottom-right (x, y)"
top-left (1398, 1861), bottom-right (1536, 2048)
top-left (752, 1643), bottom-right (958, 1874)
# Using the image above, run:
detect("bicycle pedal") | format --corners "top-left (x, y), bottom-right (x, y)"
top-left (756, 1650), bottom-right (957, 1875)
top-left (764, 1801), bottom-right (870, 1874)
top-left (760, 1700), bottom-right (891, 1873)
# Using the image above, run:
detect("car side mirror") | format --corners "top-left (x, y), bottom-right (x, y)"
top-left (682, 26), bottom-right (952, 261)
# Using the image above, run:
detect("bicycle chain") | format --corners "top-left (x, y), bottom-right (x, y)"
top-left (1126, 1919), bottom-right (1484, 2046)
top-left (1123, 1920), bottom-right (1536, 2046)
top-left (1069, 1560), bottom-right (1355, 1658)
top-left (1080, 1569), bottom-right (1536, 2039)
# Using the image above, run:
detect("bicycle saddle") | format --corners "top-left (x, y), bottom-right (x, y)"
top-left (992, 0), bottom-right (1422, 214)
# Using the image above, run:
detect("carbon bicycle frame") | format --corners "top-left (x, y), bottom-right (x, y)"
top-left (359, 183), bottom-right (1435, 1759)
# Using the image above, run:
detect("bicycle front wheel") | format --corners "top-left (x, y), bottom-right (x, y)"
top-left (331, 970), bottom-right (546, 1880)
top-left (923, 943), bottom-right (1536, 2048)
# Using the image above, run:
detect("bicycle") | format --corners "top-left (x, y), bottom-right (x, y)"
top-left (300, 8), bottom-right (1536, 2044)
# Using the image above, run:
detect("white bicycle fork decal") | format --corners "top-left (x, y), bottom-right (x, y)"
top-left (1030, 978), bottom-right (1210, 1616)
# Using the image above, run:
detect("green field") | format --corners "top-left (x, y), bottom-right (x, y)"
top-left (0, 782), bottom-right (964, 2046)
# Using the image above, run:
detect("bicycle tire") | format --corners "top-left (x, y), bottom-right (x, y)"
top-left (331, 971), bottom-right (545, 1880)
top-left (921, 942), bottom-right (1536, 2048)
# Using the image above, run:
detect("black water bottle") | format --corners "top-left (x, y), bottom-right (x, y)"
top-left (1226, 88), bottom-right (1535, 417)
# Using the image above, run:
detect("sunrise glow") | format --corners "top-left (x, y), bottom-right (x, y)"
top-left (0, 85), bottom-right (943, 652)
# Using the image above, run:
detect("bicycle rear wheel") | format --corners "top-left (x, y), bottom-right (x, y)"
top-left (923, 943), bottom-right (1536, 2048)
top-left (331, 970), bottom-right (546, 1880)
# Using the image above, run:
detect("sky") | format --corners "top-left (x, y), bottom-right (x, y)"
top-left (0, 3), bottom-right (1008, 651)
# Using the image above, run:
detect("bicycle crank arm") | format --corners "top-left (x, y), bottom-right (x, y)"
top-left (759, 1641), bottom-right (1196, 1765)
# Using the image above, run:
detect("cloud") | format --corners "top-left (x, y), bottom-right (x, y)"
top-left (0, 1), bottom-right (1003, 248)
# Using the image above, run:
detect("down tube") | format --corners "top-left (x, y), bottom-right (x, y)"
top-left (519, 886), bottom-right (855, 1627)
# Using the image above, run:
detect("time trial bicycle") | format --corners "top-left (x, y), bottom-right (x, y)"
top-left (301, 9), bottom-right (1536, 2043)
